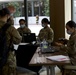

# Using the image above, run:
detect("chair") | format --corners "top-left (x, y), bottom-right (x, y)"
top-left (62, 65), bottom-right (76, 75)
top-left (16, 66), bottom-right (36, 75)
top-left (15, 44), bottom-right (41, 75)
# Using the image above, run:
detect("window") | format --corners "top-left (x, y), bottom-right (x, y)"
top-left (0, 0), bottom-right (50, 36)
top-left (27, 0), bottom-right (50, 36)
top-left (72, 0), bottom-right (76, 22)
top-left (0, 1), bottom-right (25, 28)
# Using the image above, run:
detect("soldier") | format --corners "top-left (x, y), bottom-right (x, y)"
top-left (38, 18), bottom-right (54, 44)
top-left (0, 8), bottom-right (22, 75)
top-left (56, 20), bottom-right (76, 75)
top-left (17, 19), bottom-right (31, 36)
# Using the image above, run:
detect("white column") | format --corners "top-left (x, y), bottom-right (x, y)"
top-left (64, 0), bottom-right (71, 39)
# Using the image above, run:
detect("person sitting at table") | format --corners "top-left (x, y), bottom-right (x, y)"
top-left (17, 19), bottom-right (31, 36)
top-left (17, 19), bottom-right (31, 42)
top-left (38, 18), bottom-right (54, 44)
top-left (56, 20), bottom-right (76, 75)
top-left (37, 18), bottom-right (54, 73)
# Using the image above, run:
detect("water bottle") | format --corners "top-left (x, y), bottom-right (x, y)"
top-left (42, 39), bottom-right (48, 49)
top-left (40, 39), bottom-right (48, 51)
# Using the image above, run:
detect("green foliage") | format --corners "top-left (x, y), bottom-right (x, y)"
top-left (0, 0), bottom-right (50, 17)
top-left (44, 0), bottom-right (50, 16)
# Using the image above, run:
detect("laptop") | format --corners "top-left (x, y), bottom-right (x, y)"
top-left (22, 33), bottom-right (36, 43)
top-left (40, 46), bottom-right (59, 53)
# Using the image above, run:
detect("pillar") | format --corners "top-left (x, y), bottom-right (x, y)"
top-left (49, 0), bottom-right (71, 42)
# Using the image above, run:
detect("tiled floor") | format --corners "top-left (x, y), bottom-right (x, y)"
top-left (17, 66), bottom-right (62, 75)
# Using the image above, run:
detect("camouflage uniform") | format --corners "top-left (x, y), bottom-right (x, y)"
top-left (60, 29), bottom-right (76, 75)
top-left (0, 20), bottom-right (22, 75)
top-left (66, 30), bottom-right (76, 65)
top-left (17, 26), bottom-right (31, 36)
top-left (38, 26), bottom-right (54, 43)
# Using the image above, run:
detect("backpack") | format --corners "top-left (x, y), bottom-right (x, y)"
top-left (0, 23), bottom-right (10, 68)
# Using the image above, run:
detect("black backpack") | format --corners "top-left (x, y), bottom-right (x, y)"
top-left (0, 23), bottom-right (10, 68)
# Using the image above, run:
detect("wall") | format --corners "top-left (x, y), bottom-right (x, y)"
top-left (65, 0), bottom-right (71, 39)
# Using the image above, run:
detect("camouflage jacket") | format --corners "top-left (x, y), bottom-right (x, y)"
top-left (67, 29), bottom-right (76, 65)
top-left (0, 20), bottom-right (22, 45)
top-left (0, 20), bottom-right (22, 68)
top-left (38, 26), bottom-right (54, 43)
top-left (61, 29), bottom-right (76, 65)
top-left (17, 26), bottom-right (31, 36)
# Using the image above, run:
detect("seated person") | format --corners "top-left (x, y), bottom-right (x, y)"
top-left (17, 19), bottom-right (31, 42)
top-left (56, 20), bottom-right (76, 75)
top-left (37, 18), bottom-right (54, 72)
top-left (38, 18), bottom-right (54, 44)
top-left (17, 19), bottom-right (31, 36)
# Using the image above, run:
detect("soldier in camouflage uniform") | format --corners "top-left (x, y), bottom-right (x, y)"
top-left (0, 8), bottom-right (22, 75)
top-left (17, 19), bottom-right (31, 36)
top-left (56, 20), bottom-right (76, 75)
top-left (38, 18), bottom-right (54, 44)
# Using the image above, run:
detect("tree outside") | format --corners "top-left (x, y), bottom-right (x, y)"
top-left (44, 0), bottom-right (50, 16)
top-left (0, 0), bottom-right (49, 17)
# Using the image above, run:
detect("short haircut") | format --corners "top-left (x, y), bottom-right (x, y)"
top-left (41, 18), bottom-right (50, 24)
top-left (66, 20), bottom-right (76, 28)
top-left (19, 19), bottom-right (25, 23)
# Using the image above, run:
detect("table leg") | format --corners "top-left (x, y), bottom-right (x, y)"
top-left (46, 66), bottom-right (50, 75)
top-left (46, 66), bottom-right (55, 75)
top-left (49, 66), bottom-right (55, 75)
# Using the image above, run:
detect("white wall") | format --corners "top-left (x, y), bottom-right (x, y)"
top-left (65, 0), bottom-right (71, 39)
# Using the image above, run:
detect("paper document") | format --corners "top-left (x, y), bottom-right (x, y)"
top-left (46, 55), bottom-right (70, 61)
top-left (13, 44), bottom-right (19, 50)
top-left (19, 43), bottom-right (29, 45)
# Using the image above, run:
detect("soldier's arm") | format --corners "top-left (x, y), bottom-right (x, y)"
top-left (10, 26), bottom-right (22, 44)
top-left (47, 28), bottom-right (54, 43)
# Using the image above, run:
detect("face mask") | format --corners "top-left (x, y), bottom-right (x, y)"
top-left (20, 24), bottom-right (25, 28)
top-left (42, 24), bottom-right (46, 27)
top-left (10, 13), bottom-right (13, 16)
top-left (67, 30), bottom-right (72, 35)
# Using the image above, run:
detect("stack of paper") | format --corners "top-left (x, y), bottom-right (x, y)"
top-left (46, 55), bottom-right (70, 61)
top-left (13, 44), bottom-right (19, 50)
top-left (19, 43), bottom-right (29, 45)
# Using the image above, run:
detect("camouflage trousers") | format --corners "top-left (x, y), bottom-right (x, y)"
top-left (0, 65), bottom-right (16, 75)
top-left (0, 51), bottom-right (17, 75)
